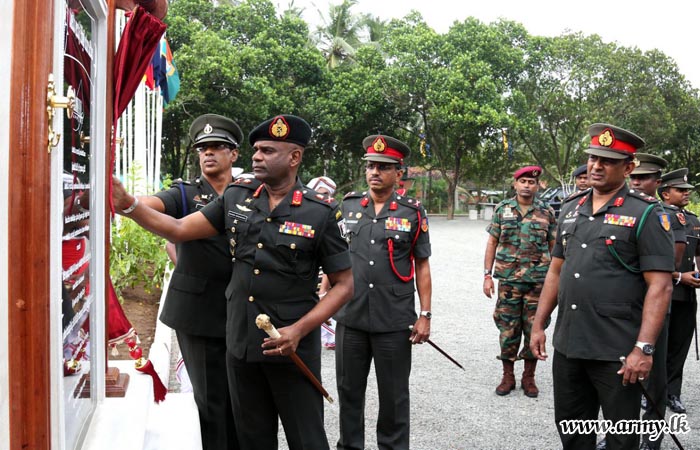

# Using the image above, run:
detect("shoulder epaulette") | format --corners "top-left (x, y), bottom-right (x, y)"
top-left (494, 198), bottom-right (514, 212)
top-left (563, 188), bottom-right (589, 204)
top-left (304, 189), bottom-right (338, 208)
top-left (172, 178), bottom-right (191, 186)
top-left (395, 194), bottom-right (421, 210)
top-left (343, 191), bottom-right (363, 200)
top-left (661, 203), bottom-right (679, 211)
top-left (230, 177), bottom-right (262, 190)
top-left (628, 190), bottom-right (660, 204)
top-left (684, 209), bottom-right (698, 217)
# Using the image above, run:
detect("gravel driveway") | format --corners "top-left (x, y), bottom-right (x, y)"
top-left (278, 216), bottom-right (699, 450)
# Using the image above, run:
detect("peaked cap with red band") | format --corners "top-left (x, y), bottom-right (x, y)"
top-left (361, 134), bottom-right (410, 164)
top-left (248, 114), bottom-right (312, 147)
top-left (585, 123), bottom-right (645, 160)
top-left (513, 165), bottom-right (543, 180)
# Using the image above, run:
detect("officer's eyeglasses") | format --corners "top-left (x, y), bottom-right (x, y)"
top-left (195, 143), bottom-right (234, 153)
top-left (365, 162), bottom-right (399, 172)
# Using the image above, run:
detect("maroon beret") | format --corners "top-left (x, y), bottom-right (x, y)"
top-left (513, 165), bottom-right (542, 180)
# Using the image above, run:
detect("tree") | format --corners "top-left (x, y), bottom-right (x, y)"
top-left (380, 14), bottom-right (526, 218)
top-left (312, 0), bottom-right (364, 69)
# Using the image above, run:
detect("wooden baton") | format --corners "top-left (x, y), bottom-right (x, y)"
top-left (255, 314), bottom-right (334, 404)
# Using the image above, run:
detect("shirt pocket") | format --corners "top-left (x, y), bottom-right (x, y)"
top-left (594, 301), bottom-right (632, 320)
top-left (275, 233), bottom-right (316, 279)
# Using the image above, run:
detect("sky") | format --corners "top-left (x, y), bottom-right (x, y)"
top-left (283, 0), bottom-right (700, 89)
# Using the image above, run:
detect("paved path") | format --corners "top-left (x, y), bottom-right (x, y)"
top-left (279, 216), bottom-right (700, 450)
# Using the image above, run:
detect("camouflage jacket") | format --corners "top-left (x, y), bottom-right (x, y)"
top-left (486, 197), bottom-right (556, 283)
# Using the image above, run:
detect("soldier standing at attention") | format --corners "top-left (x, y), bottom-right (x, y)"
top-left (112, 114), bottom-right (354, 450)
top-left (483, 165), bottom-right (556, 398)
top-left (130, 113), bottom-right (242, 450)
top-left (335, 135), bottom-right (432, 450)
top-left (531, 124), bottom-right (674, 450)
top-left (659, 169), bottom-right (700, 417)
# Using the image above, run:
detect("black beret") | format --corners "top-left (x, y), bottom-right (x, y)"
top-left (572, 164), bottom-right (587, 178)
top-left (189, 114), bottom-right (243, 148)
top-left (248, 115), bottom-right (312, 147)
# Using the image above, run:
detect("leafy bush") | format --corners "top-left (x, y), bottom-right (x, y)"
top-left (110, 218), bottom-right (171, 296)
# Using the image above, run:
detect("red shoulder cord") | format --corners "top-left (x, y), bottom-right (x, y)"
top-left (387, 209), bottom-right (422, 282)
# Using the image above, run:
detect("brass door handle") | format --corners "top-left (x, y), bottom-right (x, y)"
top-left (46, 74), bottom-right (75, 152)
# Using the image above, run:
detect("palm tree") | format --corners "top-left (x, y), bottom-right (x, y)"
top-left (312, 0), bottom-right (364, 69)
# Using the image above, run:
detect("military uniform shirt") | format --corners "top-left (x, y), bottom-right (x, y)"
top-left (154, 178), bottom-right (230, 337)
top-left (486, 197), bottom-right (556, 283)
top-left (200, 178), bottom-right (351, 362)
top-left (673, 209), bottom-right (700, 302)
top-left (334, 191), bottom-right (431, 333)
top-left (552, 184), bottom-right (674, 361)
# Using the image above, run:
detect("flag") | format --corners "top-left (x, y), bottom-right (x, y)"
top-left (151, 36), bottom-right (180, 104)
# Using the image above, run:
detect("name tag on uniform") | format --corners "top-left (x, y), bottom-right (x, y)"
top-left (603, 213), bottom-right (636, 227)
top-left (279, 221), bottom-right (315, 238)
top-left (385, 217), bottom-right (411, 232)
top-left (228, 210), bottom-right (248, 222)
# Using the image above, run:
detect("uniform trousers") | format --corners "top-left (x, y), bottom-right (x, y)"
top-left (641, 315), bottom-right (668, 448)
top-left (666, 299), bottom-right (697, 397)
top-left (493, 281), bottom-right (542, 360)
top-left (335, 324), bottom-right (412, 450)
top-left (177, 331), bottom-right (239, 450)
top-left (553, 350), bottom-right (642, 450)
top-left (226, 352), bottom-right (328, 450)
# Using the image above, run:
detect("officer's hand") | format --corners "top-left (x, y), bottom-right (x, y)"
top-left (617, 348), bottom-right (652, 386)
top-left (261, 325), bottom-right (303, 357)
top-left (483, 277), bottom-right (494, 298)
top-left (530, 327), bottom-right (548, 361)
top-left (680, 271), bottom-right (700, 288)
top-left (409, 319), bottom-right (430, 344)
top-left (112, 178), bottom-right (134, 212)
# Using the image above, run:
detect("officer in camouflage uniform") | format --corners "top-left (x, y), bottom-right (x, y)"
top-left (483, 165), bottom-right (556, 398)
top-left (134, 113), bottom-right (243, 450)
top-left (659, 169), bottom-right (700, 418)
top-left (335, 135), bottom-right (432, 450)
top-left (112, 115), bottom-right (354, 450)
top-left (531, 124), bottom-right (675, 450)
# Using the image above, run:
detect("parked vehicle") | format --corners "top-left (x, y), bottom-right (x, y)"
top-left (539, 185), bottom-right (575, 218)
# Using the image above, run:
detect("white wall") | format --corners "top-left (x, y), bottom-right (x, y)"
top-left (0, 2), bottom-right (14, 449)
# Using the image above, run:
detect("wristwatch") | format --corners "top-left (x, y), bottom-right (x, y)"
top-left (420, 310), bottom-right (432, 319)
top-left (635, 341), bottom-right (655, 355)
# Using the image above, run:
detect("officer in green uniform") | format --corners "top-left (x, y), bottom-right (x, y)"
top-left (111, 114), bottom-right (354, 450)
top-left (133, 113), bottom-right (242, 450)
top-left (530, 123), bottom-right (675, 450)
top-left (659, 169), bottom-right (700, 416)
top-left (483, 165), bottom-right (556, 398)
top-left (335, 135), bottom-right (432, 450)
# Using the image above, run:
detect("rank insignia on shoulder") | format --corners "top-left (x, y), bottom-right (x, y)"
top-left (421, 217), bottom-right (429, 232)
top-left (677, 212), bottom-right (686, 226)
top-left (603, 213), bottom-right (637, 227)
top-left (385, 217), bottom-right (411, 232)
top-left (335, 209), bottom-right (342, 220)
top-left (659, 213), bottom-right (671, 232)
top-left (279, 221), bottom-right (315, 238)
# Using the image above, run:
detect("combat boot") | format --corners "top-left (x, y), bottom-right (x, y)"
top-left (521, 359), bottom-right (539, 398)
top-left (495, 360), bottom-right (516, 395)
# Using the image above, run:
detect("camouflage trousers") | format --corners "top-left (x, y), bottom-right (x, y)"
top-left (493, 281), bottom-right (546, 361)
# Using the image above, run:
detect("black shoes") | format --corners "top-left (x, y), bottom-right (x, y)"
top-left (667, 394), bottom-right (687, 414)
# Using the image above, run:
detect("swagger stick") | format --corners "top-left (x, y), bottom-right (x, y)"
top-left (409, 326), bottom-right (465, 371)
top-left (255, 314), bottom-right (334, 404)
